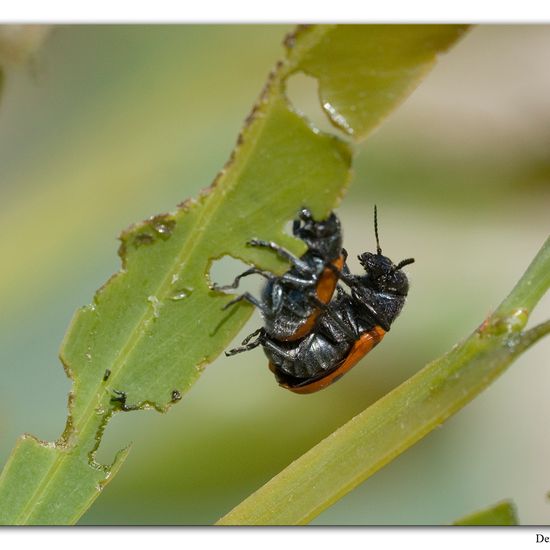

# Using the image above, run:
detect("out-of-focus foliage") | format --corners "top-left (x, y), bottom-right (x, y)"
top-left (0, 25), bottom-right (50, 103)
top-left (219, 239), bottom-right (550, 524)
top-left (454, 500), bottom-right (518, 525)
top-left (0, 25), bottom-right (50, 66)
top-left (0, 24), bottom-right (467, 525)
top-left (0, 26), bottom-right (549, 525)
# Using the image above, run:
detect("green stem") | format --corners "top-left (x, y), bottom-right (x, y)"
top-left (494, 235), bottom-right (550, 319)
top-left (217, 235), bottom-right (550, 525)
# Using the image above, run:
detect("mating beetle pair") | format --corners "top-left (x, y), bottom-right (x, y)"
top-left (215, 207), bottom-right (414, 393)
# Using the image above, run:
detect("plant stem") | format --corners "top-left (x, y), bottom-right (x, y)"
top-left (494, 236), bottom-right (550, 320)
top-left (217, 235), bottom-right (550, 525)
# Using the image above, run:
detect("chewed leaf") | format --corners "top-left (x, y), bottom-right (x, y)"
top-left (0, 435), bottom-right (129, 525)
top-left (0, 25), bottom-right (469, 525)
top-left (62, 93), bottom-right (352, 418)
top-left (286, 25), bottom-right (470, 140)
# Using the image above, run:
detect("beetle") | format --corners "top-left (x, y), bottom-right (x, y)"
top-left (225, 208), bottom-right (415, 393)
top-left (214, 207), bottom-right (346, 341)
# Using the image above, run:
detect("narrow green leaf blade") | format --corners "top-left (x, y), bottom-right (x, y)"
top-left (0, 87), bottom-right (351, 526)
top-left (453, 500), bottom-right (519, 526)
top-left (217, 238), bottom-right (550, 525)
top-left (0, 24), bottom-right (468, 525)
top-left (0, 435), bottom-right (129, 525)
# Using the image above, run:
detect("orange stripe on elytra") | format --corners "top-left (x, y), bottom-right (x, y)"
top-left (316, 254), bottom-right (345, 303)
top-left (283, 254), bottom-right (345, 342)
top-left (283, 326), bottom-right (386, 394)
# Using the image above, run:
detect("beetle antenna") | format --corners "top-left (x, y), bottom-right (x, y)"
top-left (395, 258), bottom-right (415, 271)
top-left (374, 205), bottom-right (382, 255)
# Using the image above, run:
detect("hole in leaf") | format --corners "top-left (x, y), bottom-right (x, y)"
top-left (94, 408), bottom-right (152, 466)
top-left (283, 217), bottom-right (295, 238)
top-left (284, 72), bottom-right (336, 135)
top-left (208, 255), bottom-right (267, 297)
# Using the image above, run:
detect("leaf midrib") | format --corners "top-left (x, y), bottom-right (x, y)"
top-left (14, 78), bottom-right (288, 527)
top-left (14, 26), bottom-right (336, 524)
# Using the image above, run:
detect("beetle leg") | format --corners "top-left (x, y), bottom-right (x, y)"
top-left (268, 273), bottom-right (319, 317)
top-left (339, 301), bottom-right (361, 335)
top-left (277, 271), bottom-right (317, 289)
top-left (327, 259), bottom-right (359, 288)
top-left (213, 267), bottom-right (274, 291)
top-left (349, 292), bottom-right (392, 332)
top-left (335, 285), bottom-right (349, 297)
top-left (241, 327), bottom-right (264, 345)
top-left (225, 328), bottom-right (265, 356)
top-left (222, 292), bottom-right (267, 314)
top-left (269, 281), bottom-right (284, 313)
top-left (308, 296), bottom-right (357, 341)
top-left (247, 239), bottom-right (313, 274)
top-left (261, 334), bottom-right (304, 360)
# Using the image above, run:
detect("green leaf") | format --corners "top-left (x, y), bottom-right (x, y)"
top-left (217, 237), bottom-right (550, 525)
top-left (0, 24), bottom-right (468, 525)
top-left (0, 436), bottom-right (129, 525)
top-left (453, 500), bottom-right (519, 526)
top-left (285, 25), bottom-right (469, 139)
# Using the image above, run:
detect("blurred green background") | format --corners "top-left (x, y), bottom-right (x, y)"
top-left (0, 25), bottom-right (549, 525)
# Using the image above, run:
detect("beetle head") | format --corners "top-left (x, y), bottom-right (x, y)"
top-left (356, 205), bottom-right (414, 296)
top-left (293, 208), bottom-right (342, 260)
top-left (357, 252), bottom-right (414, 296)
